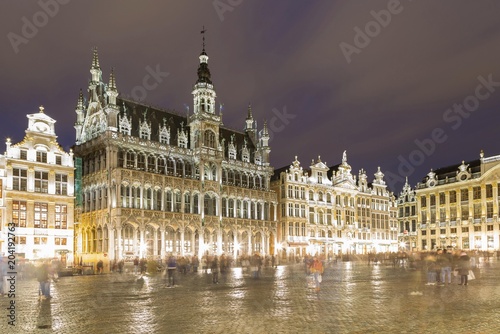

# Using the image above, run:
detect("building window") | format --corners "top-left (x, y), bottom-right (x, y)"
top-left (450, 228), bottom-right (457, 234)
top-left (421, 197), bottom-right (427, 207)
top-left (486, 184), bottom-right (493, 198)
top-left (34, 171), bottom-right (49, 193)
top-left (487, 224), bottom-right (493, 231)
top-left (461, 189), bottom-right (469, 202)
top-left (462, 227), bottom-right (469, 233)
top-left (55, 237), bottom-right (67, 245)
top-left (421, 230), bottom-right (427, 236)
top-left (12, 200), bottom-right (27, 227)
top-left (55, 173), bottom-right (68, 195)
top-left (204, 130), bottom-right (216, 148)
top-left (55, 155), bottom-right (62, 165)
top-left (12, 168), bottom-right (27, 191)
top-left (430, 195), bottom-right (436, 206)
top-left (34, 237), bottom-right (48, 245)
top-left (474, 225), bottom-right (481, 232)
top-left (450, 207), bottom-right (457, 221)
top-left (487, 202), bottom-right (493, 219)
top-left (439, 192), bottom-right (446, 205)
top-left (430, 229), bottom-right (436, 235)
top-left (20, 150), bottom-right (27, 160)
top-left (449, 191), bottom-right (456, 203)
top-left (473, 204), bottom-right (481, 220)
top-left (461, 205), bottom-right (469, 220)
top-left (36, 151), bottom-right (47, 163)
top-left (473, 187), bottom-right (481, 200)
top-left (318, 172), bottom-right (323, 184)
top-left (34, 202), bottom-right (48, 228)
top-left (55, 204), bottom-right (68, 229)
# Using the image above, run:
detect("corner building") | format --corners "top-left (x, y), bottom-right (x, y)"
top-left (0, 107), bottom-right (75, 263)
top-left (73, 47), bottom-right (277, 267)
top-left (414, 151), bottom-right (500, 251)
top-left (271, 153), bottom-right (398, 261)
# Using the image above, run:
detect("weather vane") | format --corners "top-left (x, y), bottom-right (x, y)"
top-left (201, 26), bottom-right (207, 50)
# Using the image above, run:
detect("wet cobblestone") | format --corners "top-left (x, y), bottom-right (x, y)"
top-left (2, 259), bottom-right (500, 333)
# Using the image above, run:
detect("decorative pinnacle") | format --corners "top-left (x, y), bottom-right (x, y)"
top-left (247, 103), bottom-right (253, 119)
top-left (262, 120), bottom-right (269, 136)
top-left (91, 47), bottom-right (100, 69)
top-left (108, 68), bottom-right (117, 90)
top-left (39, 105), bottom-right (44, 113)
top-left (77, 89), bottom-right (84, 109)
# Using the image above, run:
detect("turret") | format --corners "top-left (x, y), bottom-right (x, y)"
top-left (74, 89), bottom-right (85, 142)
top-left (105, 68), bottom-right (119, 130)
top-left (260, 120), bottom-right (271, 165)
top-left (245, 103), bottom-right (257, 144)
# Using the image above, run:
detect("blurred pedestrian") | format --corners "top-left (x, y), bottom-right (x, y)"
top-left (133, 257), bottom-right (139, 275)
top-left (36, 261), bottom-right (51, 299)
top-left (167, 255), bottom-right (177, 287)
top-left (97, 260), bottom-right (104, 274)
top-left (458, 251), bottom-right (471, 286)
top-left (211, 255), bottom-right (219, 284)
top-left (310, 256), bottom-right (324, 292)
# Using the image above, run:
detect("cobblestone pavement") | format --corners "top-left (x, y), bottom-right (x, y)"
top-left (2, 258), bottom-right (500, 334)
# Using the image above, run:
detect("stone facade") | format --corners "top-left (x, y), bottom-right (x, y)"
top-left (271, 153), bottom-right (398, 261)
top-left (72, 47), bottom-right (278, 269)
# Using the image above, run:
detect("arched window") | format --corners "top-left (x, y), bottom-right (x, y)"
top-left (204, 130), bottom-right (216, 148)
top-left (157, 157), bottom-right (166, 174)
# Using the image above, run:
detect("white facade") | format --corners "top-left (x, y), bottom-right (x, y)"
top-left (0, 106), bottom-right (75, 264)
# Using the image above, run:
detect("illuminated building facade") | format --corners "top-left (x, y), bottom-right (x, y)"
top-left (73, 46), bottom-right (277, 268)
top-left (0, 107), bottom-right (75, 263)
top-left (414, 151), bottom-right (500, 251)
top-left (271, 153), bottom-right (398, 261)
top-left (396, 178), bottom-right (418, 251)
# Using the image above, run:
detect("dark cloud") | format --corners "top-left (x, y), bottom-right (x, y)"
top-left (1, 0), bottom-right (500, 193)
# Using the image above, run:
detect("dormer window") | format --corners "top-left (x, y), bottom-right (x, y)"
top-left (55, 155), bottom-right (62, 165)
top-left (139, 121), bottom-right (151, 140)
top-left (119, 115), bottom-right (131, 136)
top-left (20, 150), bottom-right (27, 160)
top-left (318, 172), bottom-right (323, 184)
top-left (36, 151), bottom-right (47, 163)
top-left (159, 126), bottom-right (170, 144)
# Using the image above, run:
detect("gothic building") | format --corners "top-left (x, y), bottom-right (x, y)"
top-left (412, 150), bottom-right (500, 251)
top-left (0, 107), bottom-right (75, 264)
top-left (271, 153), bottom-right (398, 261)
top-left (73, 45), bottom-right (277, 268)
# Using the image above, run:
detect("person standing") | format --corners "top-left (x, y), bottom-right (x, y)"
top-left (166, 255), bottom-right (177, 287)
top-left (36, 261), bottom-right (51, 299)
top-left (211, 255), bottom-right (219, 284)
top-left (458, 251), bottom-right (471, 286)
top-left (97, 260), bottom-right (104, 274)
top-left (133, 257), bottom-right (139, 275)
top-left (438, 249), bottom-right (453, 285)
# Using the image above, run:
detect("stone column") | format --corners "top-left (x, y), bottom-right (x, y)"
top-left (248, 230), bottom-right (252, 255)
top-left (180, 227), bottom-right (185, 256)
top-left (139, 228), bottom-right (145, 258)
top-left (116, 227), bottom-right (122, 260)
top-left (198, 229), bottom-right (205, 259)
top-left (153, 228), bottom-right (158, 257)
top-left (160, 227), bottom-right (166, 259)
top-left (108, 226), bottom-right (115, 260)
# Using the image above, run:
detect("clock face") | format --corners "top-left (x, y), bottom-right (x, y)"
top-left (34, 121), bottom-right (49, 133)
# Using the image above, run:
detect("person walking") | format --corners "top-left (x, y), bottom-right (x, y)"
top-left (310, 256), bottom-right (324, 292)
top-left (166, 255), bottom-right (177, 287)
top-left (458, 251), bottom-right (471, 286)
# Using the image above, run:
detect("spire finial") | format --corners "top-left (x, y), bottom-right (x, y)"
top-left (108, 67), bottom-right (116, 90)
top-left (92, 47), bottom-right (100, 69)
top-left (77, 89), bottom-right (84, 109)
top-left (39, 105), bottom-right (44, 113)
top-left (201, 26), bottom-right (207, 52)
top-left (247, 103), bottom-right (253, 119)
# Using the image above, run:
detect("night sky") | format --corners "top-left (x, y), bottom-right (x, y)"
top-left (1, 0), bottom-right (500, 194)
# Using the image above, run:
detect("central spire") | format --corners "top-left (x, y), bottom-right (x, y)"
top-left (196, 26), bottom-right (212, 85)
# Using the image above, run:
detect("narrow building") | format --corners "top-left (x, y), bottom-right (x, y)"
top-left (0, 106), bottom-right (75, 264)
